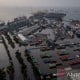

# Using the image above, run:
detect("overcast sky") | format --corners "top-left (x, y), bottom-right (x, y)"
top-left (0, 0), bottom-right (80, 7)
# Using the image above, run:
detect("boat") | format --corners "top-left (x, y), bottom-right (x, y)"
top-left (32, 12), bottom-right (66, 21)
top-left (45, 12), bottom-right (66, 20)
top-left (7, 16), bottom-right (27, 31)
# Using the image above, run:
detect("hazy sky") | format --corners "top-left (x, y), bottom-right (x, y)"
top-left (0, 0), bottom-right (80, 7)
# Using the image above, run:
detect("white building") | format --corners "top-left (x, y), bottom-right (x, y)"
top-left (17, 34), bottom-right (29, 45)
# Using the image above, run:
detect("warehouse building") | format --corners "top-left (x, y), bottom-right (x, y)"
top-left (17, 34), bottom-right (29, 45)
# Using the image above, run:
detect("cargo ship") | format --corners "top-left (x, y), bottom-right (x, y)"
top-left (7, 16), bottom-right (27, 32)
top-left (32, 12), bottom-right (66, 21)
top-left (7, 16), bottom-right (27, 27)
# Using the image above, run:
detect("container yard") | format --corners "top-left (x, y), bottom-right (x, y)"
top-left (0, 11), bottom-right (80, 80)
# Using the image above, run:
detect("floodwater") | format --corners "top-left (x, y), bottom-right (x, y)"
top-left (1, 28), bottom-right (80, 80)
top-left (0, 7), bottom-right (80, 22)
top-left (0, 43), bottom-right (9, 68)
top-left (0, 34), bottom-right (36, 80)
top-left (0, 7), bottom-right (80, 79)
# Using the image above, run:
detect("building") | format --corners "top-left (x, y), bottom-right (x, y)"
top-left (18, 25), bottom-right (40, 36)
top-left (17, 34), bottom-right (29, 45)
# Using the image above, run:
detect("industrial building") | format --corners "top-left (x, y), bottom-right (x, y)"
top-left (17, 34), bottom-right (29, 45)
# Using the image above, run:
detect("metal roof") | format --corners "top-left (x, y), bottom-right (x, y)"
top-left (18, 34), bottom-right (28, 41)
